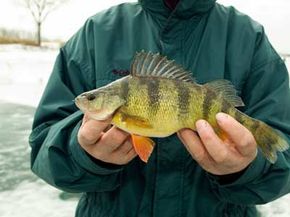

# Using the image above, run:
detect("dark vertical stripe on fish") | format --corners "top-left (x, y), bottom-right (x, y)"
top-left (221, 99), bottom-right (231, 114)
top-left (250, 119), bottom-right (260, 133)
top-left (202, 88), bottom-right (215, 120)
top-left (138, 76), bottom-right (149, 86)
top-left (233, 109), bottom-right (244, 124)
top-left (147, 79), bottom-right (160, 110)
top-left (120, 78), bottom-right (129, 105)
top-left (175, 82), bottom-right (190, 118)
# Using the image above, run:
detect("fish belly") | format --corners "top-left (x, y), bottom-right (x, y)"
top-left (112, 110), bottom-right (181, 137)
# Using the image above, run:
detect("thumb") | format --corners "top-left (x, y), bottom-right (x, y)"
top-left (78, 113), bottom-right (111, 145)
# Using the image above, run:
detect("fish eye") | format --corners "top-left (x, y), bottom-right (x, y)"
top-left (87, 94), bottom-right (96, 101)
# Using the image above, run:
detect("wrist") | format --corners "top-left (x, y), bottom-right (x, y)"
top-left (208, 166), bottom-right (249, 185)
top-left (85, 151), bottom-right (124, 170)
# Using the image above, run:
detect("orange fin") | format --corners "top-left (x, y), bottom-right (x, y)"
top-left (131, 135), bottom-right (155, 163)
top-left (218, 130), bottom-right (229, 141)
top-left (211, 123), bottom-right (229, 142)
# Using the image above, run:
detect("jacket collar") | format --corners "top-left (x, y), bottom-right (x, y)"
top-left (139, 0), bottom-right (217, 19)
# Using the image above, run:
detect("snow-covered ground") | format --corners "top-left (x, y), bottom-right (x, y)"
top-left (0, 180), bottom-right (78, 217)
top-left (0, 45), bottom-right (290, 217)
top-left (0, 45), bottom-right (79, 217)
top-left (0, 45), bottom-right (55, 106)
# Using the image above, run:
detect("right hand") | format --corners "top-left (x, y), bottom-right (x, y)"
top-left (78, 114), bottom-right (137, 165)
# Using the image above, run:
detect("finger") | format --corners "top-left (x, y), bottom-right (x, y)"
top-left (111, 146), bottom-right (137, 165)
top-left (196, 120), bottom-right (229, 163)
top-left (216, 113), bottom-right (257, 157)
top-left (97, 126), bottom-right (130, 152)
top-left (177, 129), bottom-right (208, 162)
top-left (78, 115), bottom-right (111, 146)
top-left (82, 113), bottom-right (112, 126)
top-left (82, 113), bottom-right (94, 123)
top-left (124, 148), bottom-right (137, 162)
top-left (114, 140), bottom-right (134, 155)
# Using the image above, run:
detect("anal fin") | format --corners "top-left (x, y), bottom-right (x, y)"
top-left (131, 135), bottom-right (155, 163)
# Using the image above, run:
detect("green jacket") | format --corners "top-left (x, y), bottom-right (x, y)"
top-left (29, 0), bottom-right (290, 216)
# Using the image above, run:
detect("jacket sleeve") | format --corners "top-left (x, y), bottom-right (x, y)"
top-left (208, 28), bottom-right (290, 205)
top-left (29, 20), bottom-right (122, 193)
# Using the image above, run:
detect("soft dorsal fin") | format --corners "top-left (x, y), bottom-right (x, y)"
top-left (131, 51), bottom-right (194, 82)
top-left (205, 80), bottom-right (245, 107)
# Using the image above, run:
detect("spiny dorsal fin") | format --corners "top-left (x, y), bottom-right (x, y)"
top-left (205, 80), bottom-right (245, 107)
top-left (131, 51), bottom-right (195, 82)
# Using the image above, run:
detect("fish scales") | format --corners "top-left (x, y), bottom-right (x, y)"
top-left (143, 78), bottom-right (161, 114)
top-left (126, 77), bottom-right (151, 119)
top-left (203, 88), bottom-right (237, 130)
top-left (202, 87), bottom-right (217, 120)
top-left (75, 51), bottom-right (289, 163)
top-left (116, 76), bottom-right (211, 136)
top-left (119, 77), bottom-right (184, 136)
top-left (174, 81), bottom-right (190, 119)
top-left (120, 78), bottom-right (130, 102)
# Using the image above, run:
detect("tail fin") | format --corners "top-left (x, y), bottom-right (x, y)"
top-left (251, 120), bottom-right (289, 163)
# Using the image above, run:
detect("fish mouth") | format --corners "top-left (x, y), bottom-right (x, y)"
top-left (75, 99), bottom-right (113, 120)
top-left (74, 97), bottom-right (87, 111)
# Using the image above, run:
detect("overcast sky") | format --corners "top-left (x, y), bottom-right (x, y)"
top-left (0, 0), bottom-right (289, 53)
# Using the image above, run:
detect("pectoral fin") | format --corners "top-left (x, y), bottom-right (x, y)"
top-left (120, 112), bottom-right (153, 129)
top-left (131, 135), bottom-right (155, 163)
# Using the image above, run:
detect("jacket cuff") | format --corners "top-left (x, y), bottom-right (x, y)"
top-left (208, 151), bottom-right (268, 188)
top-left (69, 121), bottom-right (123, 175)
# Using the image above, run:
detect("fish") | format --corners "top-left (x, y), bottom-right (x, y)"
top-left (75, 51), bottom-right (289, 163)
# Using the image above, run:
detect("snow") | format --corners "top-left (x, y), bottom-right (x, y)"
top-left (0, 180), bottom-right (78, 217)
top-left (0, 45), bottom-right (290, 217)
top-left (0, 0), bottom-right (137, 42)
top-left (258, 196), bottom-right (290, 217)
top-left (0, 45), bottom-right (56, 106)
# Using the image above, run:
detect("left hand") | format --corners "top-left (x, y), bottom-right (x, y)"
top-left (177, 113), bottom-right (258, 175)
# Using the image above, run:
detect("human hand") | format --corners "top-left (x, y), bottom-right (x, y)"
top-left (177, 113), bottom-right (257, 175)
top-left (78, 114), bottom-right (137, 165)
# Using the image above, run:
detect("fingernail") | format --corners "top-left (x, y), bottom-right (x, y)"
top-left (216, 113), bottom-right (228, 123)
top-left (196, 120), bottom-right (207, 129)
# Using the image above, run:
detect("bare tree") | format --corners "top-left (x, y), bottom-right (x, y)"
top-left (23, 0), bottom-right (67, 46)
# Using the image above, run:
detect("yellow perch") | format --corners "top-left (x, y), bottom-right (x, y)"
top-left (75, 51), bottom-right (289, 163)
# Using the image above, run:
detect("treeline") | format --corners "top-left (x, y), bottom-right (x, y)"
top-left (0, 28), bottom-right (64, 47)
top-left (0, 28), bottom-right (37, 46)
top-left (0, 0), bottom-right (68, 47)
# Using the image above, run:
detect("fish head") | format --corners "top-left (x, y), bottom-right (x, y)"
top-left (75, 87), bottom-right (125, 120)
